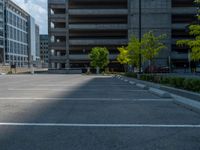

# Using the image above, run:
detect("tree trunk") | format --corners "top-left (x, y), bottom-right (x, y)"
top-left (149, 60), bottom-right (151, 73)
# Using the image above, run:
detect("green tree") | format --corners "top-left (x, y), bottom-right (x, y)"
top-left (117, 46), bottom-right (130, 72)
top-left (177, 0), bottom-right (200, 62)
top-left (89, 47), bottom-right (109, 74)
top-left (141, 31), bottom-right (166, 66)
top-left (176, 25), bottom-right (200, 62)
top-left (117, 35), bottom-right (141, 71)
top-left (127, 35), bottom-right (141, 69)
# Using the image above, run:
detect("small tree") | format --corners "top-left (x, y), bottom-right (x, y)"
top-left (177, 25), bottom-right (200, 61)
top-left (127, 35), bottom-right (141, 69)
top-left (117, 35), bottom-right (142, 72)
top-left (117, 46), bottom-right (130, 72)
top-left (176, 0), bottom-right (200, 69)
top-left (141, 31), bottom-right (166, 67)
top-left (89, 47), bottom-right (109, 74)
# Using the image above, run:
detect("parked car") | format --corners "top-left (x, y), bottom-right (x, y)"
top-left (144, 65), bottom-right (170, 73)
top-left (158, 66), bottom-right (170, 73)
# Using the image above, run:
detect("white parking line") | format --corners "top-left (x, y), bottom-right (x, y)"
top-left (0, 97), bottom-right (173, 102)
top-left (35, 84), bottom-right (133, 87)
top-left (7, 88), bottom-right (147, 92)
top-left (0, 123), bottom-right (199, 128)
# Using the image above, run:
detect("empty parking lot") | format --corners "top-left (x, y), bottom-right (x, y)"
top-left (0, 75), bottom-right (200, 150)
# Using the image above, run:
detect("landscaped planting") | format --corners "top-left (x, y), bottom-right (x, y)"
top-left (125, 73), bottom-right (200, 93)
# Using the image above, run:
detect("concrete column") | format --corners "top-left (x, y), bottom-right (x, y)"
top-left (57, 51), bottom-right (60, 56)
top-left (65, 0), bottom-right (70, 69)
top-left (51, 62), bottom-right (55, 69)
top-left (57, 63), bottom-right (60, 69)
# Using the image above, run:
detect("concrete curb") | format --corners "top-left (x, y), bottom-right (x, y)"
top-left (172, 94), bottom-right (200, 113)
top-left (113, 75), bottom-right (200, 113)
top-left (124, 79), bottom-right (128, 82)
top-left (149, 87), bottom-right (171, 98)
top-left (129, 81), bottom-right (136, 85)
top-left (136, 83), bottom-right (148, 90)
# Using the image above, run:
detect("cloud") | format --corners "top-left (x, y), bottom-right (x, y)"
top-left (12, 0), bottom-right (48, 34)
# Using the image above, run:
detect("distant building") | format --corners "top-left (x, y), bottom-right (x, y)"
top-left (48, 0), bottom-right (197, 72)
top-left (40, 34), bottom-right (48, 68)
top-left (0, 0), bottom-right (5, 64)
top-left (5, 0), bottom-right (29, 67)
top-left (0, 0), bottom-right (40, 68)
top-left (28, 16), bottom-right (40, 67)
top-left (35, 25), bottom-right (40, 63)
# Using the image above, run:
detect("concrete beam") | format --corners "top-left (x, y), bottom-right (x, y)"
top-left (69, 39), bottom-right (128, 45)
top-left (172, 7), bottom-right (196, 15)
top-left (69, 9), bottom-right (128, 15)
top-left (69, 24), bottom-right (128, 30)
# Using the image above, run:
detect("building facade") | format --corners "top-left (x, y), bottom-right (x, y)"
top-left (0, 0), bottom-right (40, 68)
top-left (35, 25), bottom-right (40, 62)
top-left (171, 0), bottom-right (196, 70)
top-left (40, 34), bottom-right (49, 68)
top-left (5, 0), bottom-right (29, 67)
top-left (0, 0), bottom-right (5, 64)
top-left (48, 0), bottom-right (197, 72)
top-left (28, 16), bottom-right (40, 67)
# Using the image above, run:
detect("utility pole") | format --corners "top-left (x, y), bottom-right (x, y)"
top-left (138, 0), bottom-right (142, 73)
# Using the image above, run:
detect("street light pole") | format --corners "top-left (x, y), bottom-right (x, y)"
top-left (139, 0), bottom-right (142, 73)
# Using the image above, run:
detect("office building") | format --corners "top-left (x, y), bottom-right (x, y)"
top-left (5, 0), bottom-right (30, 67)
top-left (48, 0), bottom-right (197, 72)
top-left (28, 16), bottom-right (40, 67)
top-left (0, 0), bottom-right (5, 64)
top-left (0, 0), bottom-right (40, 68)
top-left (40, 34), bottom-right (49, 67)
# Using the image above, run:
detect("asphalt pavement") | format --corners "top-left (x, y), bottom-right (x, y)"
top-left (0, 74), bottom-right (200, 150)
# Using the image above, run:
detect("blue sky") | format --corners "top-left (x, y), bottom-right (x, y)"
top-left (12, 0), bottom-right (48, 34)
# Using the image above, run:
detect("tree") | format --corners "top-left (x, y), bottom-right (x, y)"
top-left (176, 26), bottom-right (200, 62)
top-left (117, 35), bottom-right (141, 72)
top-left (141, 31), bottom-right (166, 66)
top-left (117, 33), bottom-right (166, 73)
top-left (127, 35), bottom-right (141, 69)
top-left (177, 0), bottom-right (200, 62)
top-left (89, 47), bottom-right (109, 74)
top-left (117, 46), bottom-right (130, 72)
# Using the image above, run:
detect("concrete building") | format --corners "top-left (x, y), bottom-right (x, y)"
top-left (0, 0), bottom-right (5, 64)
top-left (5, 0), bottom-right (29, 67)
top-left (28, 16), bottom-right (40, 67)
top-left (40, 34), bottom-right (49, 68)
top-left (0, 0), bottom-right (40, 68)
top-left (48, 0), bottom-right (197, 72)
top-left (35, 24), bottom-right (40, 63)
top-left (171, 0), bottom-right (197, 70)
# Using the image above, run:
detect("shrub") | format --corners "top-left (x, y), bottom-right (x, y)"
top-left (124, 73), bottom-right (200, 93)
top-left (125, 72), bottom-right (137, 78)
top-left (183, 79), bottom-right (200, 92)
top-left (160, 77), bottom-right (170, 85)
top-left (7, 71), bottom-right (13, 74)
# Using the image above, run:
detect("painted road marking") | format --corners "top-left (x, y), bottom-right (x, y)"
top-left (7, 88), bottom-right (147, 92)
top-left (0, 123), bottom-right (199, 128)
top-left (0, 97), bottom-right (173, 102)
top-left (35, 84), bottom-right (135, 87)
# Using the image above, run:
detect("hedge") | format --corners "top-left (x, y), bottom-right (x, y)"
top-left (125, 73), bottom-right (200, 93)
top-left (140, 74), bottom-right (200, 93)
top-left (124, 72), bottom-right (137, 78)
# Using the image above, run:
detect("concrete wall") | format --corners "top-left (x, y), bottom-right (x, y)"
top-left (128, 0), bottom-right (171, 67)
top-left (0, 65), bottom-right (47, 74)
